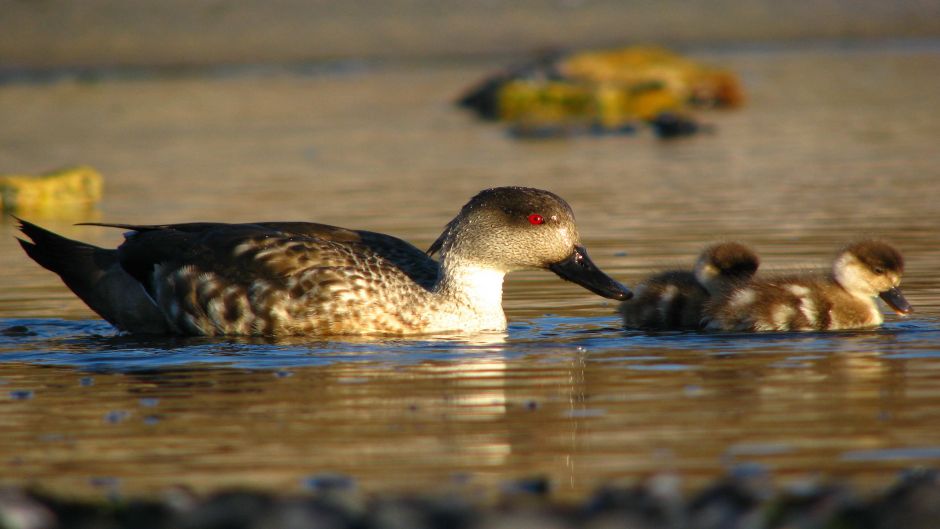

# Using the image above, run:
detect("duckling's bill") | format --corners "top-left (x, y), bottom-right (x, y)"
top-left (880, 287), bottom-right (912, 315)
top-left (548, 245), bottom-right (632, 300)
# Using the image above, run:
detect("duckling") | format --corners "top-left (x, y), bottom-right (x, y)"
top-left (16, 187), bottom-right (631, 336)
top-left (704, 240), bottom-right (912, 332)
top-left (620, 242), bottom-right (759, 330)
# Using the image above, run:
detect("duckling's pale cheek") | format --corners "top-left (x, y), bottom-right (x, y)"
top-left (694, 264), bottom-right (718, 288)
top-left (834, 254), bottom-right (878, 297)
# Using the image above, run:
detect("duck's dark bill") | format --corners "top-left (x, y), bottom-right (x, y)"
top-left (879, 287), bottom-right (913, 315)
top-left (549, 246), bottom-right (632, 301)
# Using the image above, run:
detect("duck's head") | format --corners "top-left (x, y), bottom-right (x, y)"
top-left (693, 241), bottom-right (760, 295)
top-left (428, 187), bottom-right (631, 300)
top-left (833, 239), bottom-right (911, 315)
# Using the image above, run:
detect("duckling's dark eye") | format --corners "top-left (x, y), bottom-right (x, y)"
top-left (874, 267), bottom-right (885, 275)
top-left (528, 214), bottom-right (544, 225)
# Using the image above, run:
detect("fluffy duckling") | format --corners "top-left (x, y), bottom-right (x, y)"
top-left (621, 242), bottom-right (760, 330)
top-left (705, 240), bottom-right (912, 332)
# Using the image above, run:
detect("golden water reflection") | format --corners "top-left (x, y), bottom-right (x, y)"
top-left (2, 329), bottom-right (939, 500)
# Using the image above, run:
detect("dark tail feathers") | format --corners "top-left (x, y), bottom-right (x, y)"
top-left (16, 217), bottom-right (113, 283)
top-left (16, 218), bottom-right (170, 334)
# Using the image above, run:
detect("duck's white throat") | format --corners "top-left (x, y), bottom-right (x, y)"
top-left (434, 262), bottom-right (508, 332)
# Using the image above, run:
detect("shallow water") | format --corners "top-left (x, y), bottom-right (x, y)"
top-left (1, 42), bottom-right (940, 500)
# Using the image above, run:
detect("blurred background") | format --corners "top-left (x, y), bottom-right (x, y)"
top-left (3, 0), bottom-right (940, 69)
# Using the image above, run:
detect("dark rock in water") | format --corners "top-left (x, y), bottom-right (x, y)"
top-left (112, 500), bottom-right (176, 529)
top-left (584, 483), bottom-right (677, 529)
top-left (506, 124), bottom-right (575, 140)
top-left (4, 470), bottom-right (940, 529)
top-left (688, 479), bottom-right (762, 529)
top-left (588, 122), bottom-right (639, 136)
top-left (182, 491), bottom-right (277, 529)
top-left (366, 496), bottom-right (476, 529)
top-left (502, 476), bottom-right (551, 497)
top-left (255, 497), bottom-right (357, 529)
top-left (648, 113), bottom-right (703, 139)
top-left (762, 483), bottom-right (858, 529)
top-left (871, 469), bottom-right (940, 529)
top-left (13, 492), bottom-right (176, 529)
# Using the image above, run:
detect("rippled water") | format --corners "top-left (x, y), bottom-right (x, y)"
top-left (1, 42), bottom-right (940, 500)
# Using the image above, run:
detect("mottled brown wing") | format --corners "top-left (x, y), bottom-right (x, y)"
top-left (103, 222), bottom-right (439, 299)
top-left (255, 222), bottom-right (439, 288)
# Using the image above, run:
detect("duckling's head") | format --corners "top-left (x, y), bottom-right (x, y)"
top-left (693, 241), bottom-right (760, 295)
top-left (428, 186), bottom-right (631, 300)
top-left (833, 239), bottom-right (911, 314)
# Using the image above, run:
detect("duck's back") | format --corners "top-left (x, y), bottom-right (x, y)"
top-left (110, 222), bottom-right (440, 335)
top-left (705, 273), bottom-right (881, 331)
top-left (620, 271), bottom-right (708, 330)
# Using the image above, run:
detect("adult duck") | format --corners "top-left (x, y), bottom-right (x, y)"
top-left (17, 186), bottom-right (631, 336)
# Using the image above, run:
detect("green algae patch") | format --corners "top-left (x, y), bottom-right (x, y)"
top-left (1, 166), bottom-right (103, 216)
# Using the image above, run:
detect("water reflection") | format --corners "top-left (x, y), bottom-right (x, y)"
top-left (1, 317), bottom-right (939, 499)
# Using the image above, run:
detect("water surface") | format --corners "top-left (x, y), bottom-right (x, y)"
top-left (1, 42), bottom-right (940, 500)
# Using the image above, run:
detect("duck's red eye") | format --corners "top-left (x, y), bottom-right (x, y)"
top-left (528, 214), bottom-right (544, 225)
